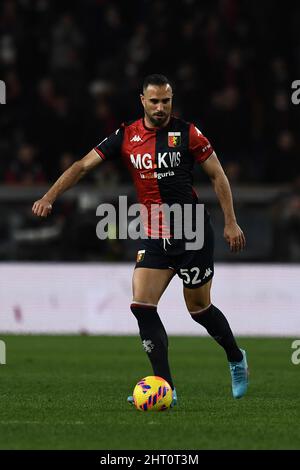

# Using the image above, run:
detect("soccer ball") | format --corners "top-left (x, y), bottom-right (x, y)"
top-left (132, 375), bottom-right (172, 411)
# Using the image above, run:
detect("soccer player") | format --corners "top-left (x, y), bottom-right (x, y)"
top-left (32, 74), bottom-right (248, 406)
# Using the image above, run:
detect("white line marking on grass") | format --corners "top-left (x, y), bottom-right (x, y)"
top-left (0, 421), bottom-right (85, 425)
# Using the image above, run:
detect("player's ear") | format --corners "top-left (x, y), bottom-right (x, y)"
top-left (140, 93), bottom-right (145, 107)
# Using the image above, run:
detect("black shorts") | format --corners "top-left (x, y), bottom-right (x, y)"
top-left (135, 214), bottom-right (214, 289)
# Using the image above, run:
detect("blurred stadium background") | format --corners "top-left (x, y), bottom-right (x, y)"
top-left (1, 0), bottom-right (300, 450)
top-left (1, 0), bottom-right (300, 264)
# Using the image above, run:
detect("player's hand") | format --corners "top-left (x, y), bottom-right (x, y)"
top-left (32, 198), bottom-right (52, 218)
top-left (224, 222), bottom-right (246, 252)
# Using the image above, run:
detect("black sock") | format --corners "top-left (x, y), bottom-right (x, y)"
top-left (190, 304), bottom-right (243, 362)
top-left (131, 303), bottom-right (174, 389)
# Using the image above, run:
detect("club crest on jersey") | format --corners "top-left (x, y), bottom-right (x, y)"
top-left (168, 132), bottom-right (181, 147)
top-left (136, 250), bottom-right (145, 262)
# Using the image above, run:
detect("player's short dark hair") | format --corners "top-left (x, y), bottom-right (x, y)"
top-left (142, 74), bottom-right (172, 92)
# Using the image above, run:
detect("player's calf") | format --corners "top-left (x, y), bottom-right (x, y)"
top-left (189, 304), bottom-right (243, 362)
top-left (130, 302), bottom-right (175, 390)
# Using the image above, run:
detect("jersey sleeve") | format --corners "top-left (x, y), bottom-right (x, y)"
top-left (189, 123), bottom-right (214, 164)
top-left (94, 125), bottom-right (124, 160)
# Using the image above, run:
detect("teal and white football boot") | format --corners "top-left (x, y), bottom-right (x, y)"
top-left (229, 349), bottom-right (249, 399)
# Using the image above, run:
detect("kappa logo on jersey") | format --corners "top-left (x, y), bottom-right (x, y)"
top-left (202, 143), bottom-right (211, 153)
top-left (168, 132), bottom-right (181, 147)
top-left (130, 152), bottom-right (181, 169)
top-left (130, 135), bottom-right (143, 142)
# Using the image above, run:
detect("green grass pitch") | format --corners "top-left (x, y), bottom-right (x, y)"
top-left (0, 335), bottom-right (299, 450)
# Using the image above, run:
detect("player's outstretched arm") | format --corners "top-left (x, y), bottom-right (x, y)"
top-left (201, 152), bottom-right (246, 252)
top-left (32, 149), bottom-right (102, 217)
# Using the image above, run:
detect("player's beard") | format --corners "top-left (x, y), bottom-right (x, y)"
top-left (146, 110), bottom-right (170, 128)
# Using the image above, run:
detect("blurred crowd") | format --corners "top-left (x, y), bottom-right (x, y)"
top-left (1, 0), bottom-right (300, 187)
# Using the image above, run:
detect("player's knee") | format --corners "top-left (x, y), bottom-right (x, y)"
top-left (130, 302), bottom-right (159, 326)
top-left (130, 301), bottom-right (157, 314)
top-left (187, 300), bottom-right (211, 316)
